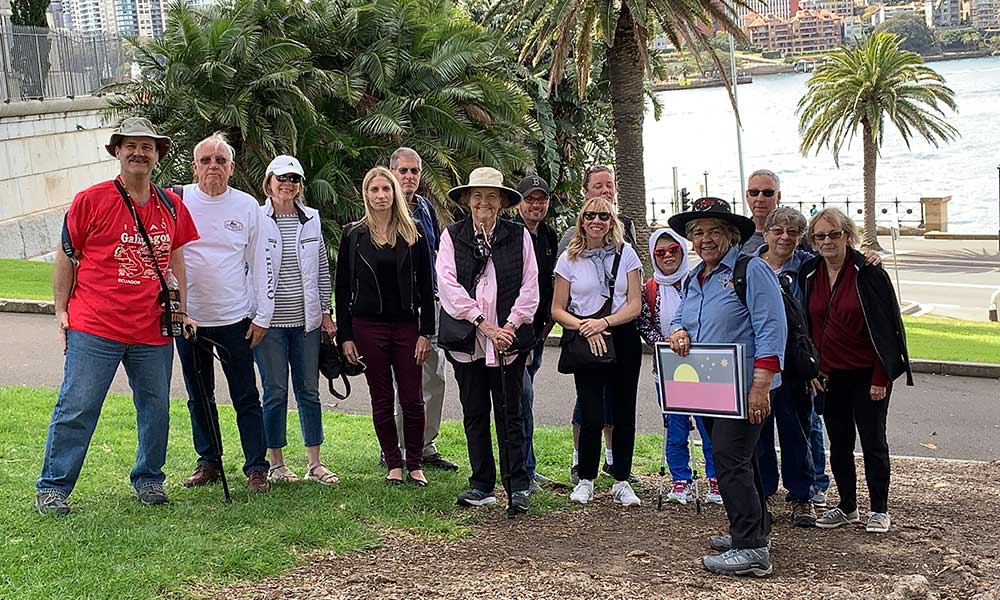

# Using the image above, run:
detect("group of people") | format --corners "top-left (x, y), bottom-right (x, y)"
top-left (34, 117), bottom-right (913, 579)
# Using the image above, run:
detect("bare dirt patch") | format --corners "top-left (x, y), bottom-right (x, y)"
top-left (211, 458), bottom-right (1000, 600)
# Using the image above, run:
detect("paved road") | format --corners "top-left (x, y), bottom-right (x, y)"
top-left (4, 312), bottom-right (997, 461)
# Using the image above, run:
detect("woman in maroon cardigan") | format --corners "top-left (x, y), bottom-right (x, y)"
top-left (799, 208), bottom-right (912, 535)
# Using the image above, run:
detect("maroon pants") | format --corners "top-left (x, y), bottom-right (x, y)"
top-left (352, 318), bottom-right (425, 471)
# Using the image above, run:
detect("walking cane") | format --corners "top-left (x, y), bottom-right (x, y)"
top-left (185, 325), bottom-right (231, 503)
top-left (494, 348), bottom-right (518, 519)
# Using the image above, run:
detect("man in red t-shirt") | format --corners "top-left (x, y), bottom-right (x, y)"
top-left (35, 117), bottom-right (199, 516)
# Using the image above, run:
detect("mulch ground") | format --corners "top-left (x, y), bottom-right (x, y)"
top-left (209, 457), bottom-right (1000, 600)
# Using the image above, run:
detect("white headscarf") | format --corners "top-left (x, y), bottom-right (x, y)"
top-left (647, 228), bottom-right (690, 335)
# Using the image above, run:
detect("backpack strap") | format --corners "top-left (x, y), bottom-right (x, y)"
top-left (643, 279), bottom-right (658, 312)
top-left (732, 254), bottom-right (751, 308)
top-left (151, 184), bottom-right (178, 222)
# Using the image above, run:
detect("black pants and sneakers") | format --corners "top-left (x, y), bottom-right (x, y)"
top-left (822, 368), bottom-right (891, 518)
top-left (449, 354), bottom-right (530, 507)
top-left (176, 319), bottom-right (269, 480)
top-left (702, 403), bottom-right (773, 577)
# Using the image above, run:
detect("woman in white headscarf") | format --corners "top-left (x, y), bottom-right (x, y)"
top-left (637, 228), bottom-right (723, 507)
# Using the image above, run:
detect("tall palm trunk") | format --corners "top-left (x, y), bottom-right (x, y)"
top-left (861, 116), bottom-right (880, 250)
top-left (607, 8), bottom-right (650, 266)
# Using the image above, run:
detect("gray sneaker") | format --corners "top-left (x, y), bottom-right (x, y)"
top-left (527, 479), bottom-right (542, 495)
top-left (703, 547), bottom-right (773, 577)
top-left (816, 507), bottom-right (860, 529)
top-left (707, 534), bottom-right (771, 552)
top-left (811, 490), bottom-right (828, 508)
top-left (136, 483), bottom-right (169, 506)
top-left (34, 491), bottom-right (71, 516)
top-left (456, 488), bottom-right (497, 507)
top-left (866, 512), bottom-right (891, 533)
top-left (510, 490), bottom-right (530, 513)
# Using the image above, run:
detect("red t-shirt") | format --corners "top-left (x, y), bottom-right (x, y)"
top-left (65, 179), bottom-right (199, 346)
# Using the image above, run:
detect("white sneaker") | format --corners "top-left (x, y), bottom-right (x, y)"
top-left (866, 512), bottom-right (891, 533)
top-left (612, 480), bottom-right (641, 507)
top-left (666, 480), bottom-right (691, 505)
top-left (570, 479), bottom-right (595, 504)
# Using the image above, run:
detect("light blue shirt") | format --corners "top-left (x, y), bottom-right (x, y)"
top-left (670, 245), bottom-right (788, 394)
top-left (752, 245), bottom-right (814, 303)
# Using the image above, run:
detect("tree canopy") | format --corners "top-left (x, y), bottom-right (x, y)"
top-left (875, 12), bottom-right (937, 55)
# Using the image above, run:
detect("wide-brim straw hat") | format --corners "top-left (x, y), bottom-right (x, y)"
top-left (447, 167), bottom-right (522, 209)
top-left (667, 197), bottom-right (756, 243)
top-left (105, 117), bottom-right (171, 158)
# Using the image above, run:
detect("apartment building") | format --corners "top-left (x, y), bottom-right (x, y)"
top-left (970, 0), bottom-right (1000, 29)
top-left (747, 9), bottom-right (845, 52)
top-left (800, 0), bottom-right (854, 17)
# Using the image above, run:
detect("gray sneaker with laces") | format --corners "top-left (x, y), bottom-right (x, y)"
top-left (456, 488), bottom-right (497, 507)
top-left (136, 483), bottom-right (169, 505)
top-left (702, 547), bottom-right (773, 577)
top-left (816, 507), bottom-right (860, 529)
top-left (866, 512), bottom-right (891, 533)
top-left (35, 491), bottom-right (71, 516)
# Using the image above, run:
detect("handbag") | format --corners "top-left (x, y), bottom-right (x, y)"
top-left (319, 337), bottom-right (366, 400)
top-left (437, 310), bottom-right (476, 352)
top-left (557, 250), bottom-right (623, 375)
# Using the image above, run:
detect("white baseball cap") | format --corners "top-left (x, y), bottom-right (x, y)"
top-left (266, 155), bottom-right (305, 177)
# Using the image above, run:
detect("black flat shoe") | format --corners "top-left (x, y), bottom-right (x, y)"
top-left (407, 474), bottom-right (428, 487)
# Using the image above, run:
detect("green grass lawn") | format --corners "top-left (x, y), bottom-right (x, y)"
top-left (0, 259), bottom-right (53, 300)
top-left (0, 386), bottom-right (669, 600)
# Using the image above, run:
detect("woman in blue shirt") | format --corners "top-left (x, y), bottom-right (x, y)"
top-left (666, 198), bottom-right (787, 578)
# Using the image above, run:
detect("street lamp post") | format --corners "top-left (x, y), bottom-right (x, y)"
top-left (996, 165), bottom-right (999, 254)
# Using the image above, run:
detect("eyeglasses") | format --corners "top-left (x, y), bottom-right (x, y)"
top-left (747, 189), bottom-right (776, 197)
top-left (275, 174), bottom-right (302, 183)
top-left (523, 195), bottom-right (549, 205)
top-left (198, 156), bottom-right (230, 165)
top-left (811, 230), bottom-right (844, 242)
top-left (583, 211), bottom-right (612, 222)
top-left (396, 167), bottom-right (421, 175)
top-left (654, 246), bottom-right (682, 258)
top-left (767, 227), bottom-right (801, 238)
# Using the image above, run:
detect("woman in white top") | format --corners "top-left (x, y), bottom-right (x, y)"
top-left (550, 196), bottom-right (643, 507)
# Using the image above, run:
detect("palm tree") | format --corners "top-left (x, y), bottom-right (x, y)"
top-left (797, 32), bottom-right (958, 249)
top-left (500, 0), bottom-right (747, 247)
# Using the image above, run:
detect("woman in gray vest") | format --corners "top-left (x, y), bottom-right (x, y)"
top-left (436, 167), bottom-right (539, 515)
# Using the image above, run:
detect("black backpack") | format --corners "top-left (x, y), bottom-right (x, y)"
top-left (686, 255), bottom-right (820, 382)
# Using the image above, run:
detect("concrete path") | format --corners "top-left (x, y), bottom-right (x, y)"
top-left (4, 312), bottom-right (997, 462)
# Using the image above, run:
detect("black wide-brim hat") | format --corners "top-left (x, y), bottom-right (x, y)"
top-left (668, 197), bottom-right (756, 243)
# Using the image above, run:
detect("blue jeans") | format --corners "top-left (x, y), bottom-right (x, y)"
top-left (810, 408), bottom-right (831, 493)
top-left (665, 414), bottom-right (717, 481)
top-left (37, 330), bottom-right (173, 497)
top-left (254, 326), bottom-right (324, 450)
top-left (177, 318), bottom-right (268, 476)
top-left (521, 338), bottom-right (545, 479)
top-left (757, 380), bottom-right (816, 501)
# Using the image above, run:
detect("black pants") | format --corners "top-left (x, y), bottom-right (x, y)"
top-left (449, 353), bottom-right (529, 494)
top-left (824, 368), bottom-right (891, 514)
top-left (176, 318), bottom-right (268, 476)
top-left (573, 322), bottom-right (642, 482)
top-left (705, 403), bottom-right (772, 550)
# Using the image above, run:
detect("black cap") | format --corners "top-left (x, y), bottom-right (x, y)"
top-left (517, 175), bottom-right (550, 198)
top-left (667, 197), bottom-right (756, 243)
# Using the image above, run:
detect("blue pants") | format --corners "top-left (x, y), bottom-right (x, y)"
top-left (37, 330), bottom-right (173, 497)
top-left (810, 408), bottom-right (831, 493)
top-left (177, 318), bottom-right (268, 476)
top-left (665, 414), bottom-right (717, 481)
top-left (757, 380), bottom-right (816, 502)
top-left (520, 337), bottom-right (545, 479)
top-left (254, 326), bottom-right (325, 450)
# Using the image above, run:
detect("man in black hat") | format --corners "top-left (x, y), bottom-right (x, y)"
top-left (513, 175), bottom-right (559, 492)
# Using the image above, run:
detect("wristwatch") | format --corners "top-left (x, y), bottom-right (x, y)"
top-left (473, 314), bottom-right (486, 328)
top-left (504, 320), bottom-right (516, 330)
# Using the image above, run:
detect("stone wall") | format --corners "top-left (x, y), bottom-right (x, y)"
top-left (0, 97), bottom-right (118, 259)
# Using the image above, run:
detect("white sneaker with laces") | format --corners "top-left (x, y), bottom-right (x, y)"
top-left (570, 479), bottom-right (595, 504)
top-left (666, 480), bottom-right (691, 505)
top-left (612, 480), bottom-right (641, 507)
top-left (866, 512), bottom-right (891, 533)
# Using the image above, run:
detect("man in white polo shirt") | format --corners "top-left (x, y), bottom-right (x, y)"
top-left (176, 132), bottom-right (274, 493)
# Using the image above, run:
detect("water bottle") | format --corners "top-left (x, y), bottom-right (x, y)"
top-left (160, 268), bottom-right (183, 338)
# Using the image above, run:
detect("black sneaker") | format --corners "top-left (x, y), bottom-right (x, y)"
top-left (424, 453), bottom-right (459, 471)
top-left (34, 491), bottom-right (71, 516)
top-left (456, 488), bottom-right (497, 507)
top-left (136, 483), bottom-right (169, 505)
top-left (510, 490), bottom-right (530, 513)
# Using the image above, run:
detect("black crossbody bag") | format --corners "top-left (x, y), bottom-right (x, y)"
top-left (557, 250), bottom-right (623, 374)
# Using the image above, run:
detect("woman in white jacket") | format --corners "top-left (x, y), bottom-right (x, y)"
top-left (255, 155), bottom-right (337, 484)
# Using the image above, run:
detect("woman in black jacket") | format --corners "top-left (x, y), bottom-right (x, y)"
top-left (799, 208), bottom-right (912, 535)
top-left (336, 166), bottom-right (435, 486)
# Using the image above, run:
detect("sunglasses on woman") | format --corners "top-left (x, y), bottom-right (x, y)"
top-left (583, 211), bottom-right (612, 222)
top-left (275, 174), bottom-right (302, 183)
top-left (812, 230), bottom-right (844, 241)
top-left (654, 245), bottom-right (681, 258)
top-left (747, 188), bottom-right (776, 197)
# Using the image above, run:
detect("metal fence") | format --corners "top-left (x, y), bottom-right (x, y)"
top-left (648, 195), bottom-right (925, 228)
top-left (0, 17), bottom-right (127, 102)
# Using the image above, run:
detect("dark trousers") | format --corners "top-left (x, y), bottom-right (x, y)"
top-left (176, 318), bottom-right (268, 476)
top-left (449, 353), bottom-right (529, 494)
top-left (573, 323), bottom-right (642, 482)
top-left (520, 336), bottom-right (546, 479)
top-left (824, 368), bottom-right (891, 514)
top-left (353, 319), bottom-right (425, 472)
top-left (758, 379), bottom-right (816, 501)
top-left (705, 405), bottom-right (772, 550)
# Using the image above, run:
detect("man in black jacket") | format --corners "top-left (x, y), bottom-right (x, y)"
top-left (514, 175), bottom-right (559, 492)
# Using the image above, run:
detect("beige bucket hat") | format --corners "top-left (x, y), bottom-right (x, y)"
top-left (447, 167), bottom-right (522, 209)
top-left (105, 117), bottom-right (171, 158)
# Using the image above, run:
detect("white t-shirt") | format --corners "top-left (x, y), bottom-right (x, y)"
top-left (554, 243), bottom-right (642, 316)
top-left (182, 184), bottom-right (273, 327)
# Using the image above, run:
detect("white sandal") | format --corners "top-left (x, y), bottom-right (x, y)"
top-left (267, 464), bottom-right (300, 483)
top-left (305, 463), bottom-right (340, 485)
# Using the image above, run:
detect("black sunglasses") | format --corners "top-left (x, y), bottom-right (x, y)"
top-left (396, 167), bottom-right (421, 175)
top-left (812, 230), bottom-right (844, 242)
top-left (747, 188), bottom-right (776, 197)
top-left (275, 174), bottom-right (302, 183)
top-left (583, 211), bottom-right (612, 222)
